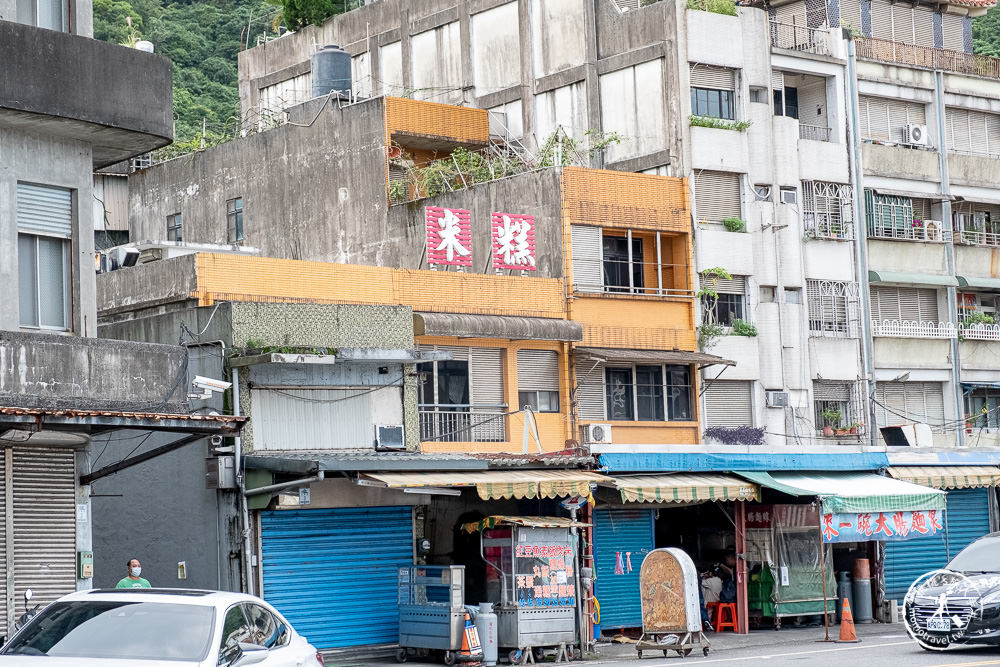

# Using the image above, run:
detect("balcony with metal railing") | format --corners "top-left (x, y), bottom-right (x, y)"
top-left (804, 215), bottom-right (855, 240)
top-left (856, 36), bottom-right (1000, 79)
top-left (871, 319), bottom-right (957, 339)
top-left (418, 404), bottom-right (507, 442)
top-left (769, 21), bottom-right (832, 56)
top-left (799, 124), bottom-right (832, 142)
top-left (957, 228), bottom-right (1000, 248)
top-left (960, 323), bottom-right (1000, 341)
top-left (868, 219), bottom-right (951, 243)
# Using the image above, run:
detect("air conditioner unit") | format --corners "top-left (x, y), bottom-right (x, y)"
top-left (779, 189), bottom-right (798, 205)
top-left (903, 124), bottom-right (928, 146)
top-left (584, 423), bottom-right (613, 444)
top-left (765, 390), bottom-right (789, 408)
top-left (375, 425), bottom-right (405, 451)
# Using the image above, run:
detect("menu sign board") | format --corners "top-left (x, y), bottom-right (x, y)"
top-left (514, 543), bottom-right (576, 608)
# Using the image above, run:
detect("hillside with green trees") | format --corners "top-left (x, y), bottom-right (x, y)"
top-left (94, 1), bottom-right (1000, 157)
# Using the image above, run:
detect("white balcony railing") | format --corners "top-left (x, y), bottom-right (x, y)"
top-left (799, 124), bottom-right (832, 142)
top-left (868, 220), bottom-right (951, 243)
top-left (770, 21), bottom-right (832, 56)
top-left (418, 404), bottom-right (507, 442)
top-left (957, 229), bottom-right (1000, 248)
top-left (871, 319), bottom-right (957, 339)
top-left (960, 323), bottom-right (1000, 341)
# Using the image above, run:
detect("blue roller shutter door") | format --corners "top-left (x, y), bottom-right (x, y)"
top-left (260, 506), bottom-right (413, 649)
top-left (884, 488), bottom-right (991, 600)
top-left (593, 508), bottom-right (655, 629)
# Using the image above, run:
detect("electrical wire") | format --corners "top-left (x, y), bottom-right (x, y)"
top-left (254, 377), bottom-right (406, 404)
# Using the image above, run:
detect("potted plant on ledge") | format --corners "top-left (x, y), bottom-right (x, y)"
top-left (821, 408), bottom-right (841, 436)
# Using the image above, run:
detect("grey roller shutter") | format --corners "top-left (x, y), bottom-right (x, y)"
top-left (16, 183), bottom-right (72, 238)
top-left (886, 99), bottom-right (925, 143)
top-left (704, 380), bottom-right (752, 427)
top-left (860, 96), bottom-right (889, 141)
top-left (839, 0), bottom-right (861, 28)
top-left (707, 275), bottom-right (746, 294)
top-left (871, 0), bottom-right (893, 39)
top-left (870, 286), bottom-right (938, 322)
top-left (942, 13), bottom-right (964, 51)
top-left (470, 348), bottom-right (504, 405)
top-left (694, 171), bottom-right (742, 223)
top-left (987, 115), bottom-right (1000, 156)
top-left (517, 349), bottom-right (559, 392)
top-left (948, 108), bottom-right (971, 153)
top-left (773, 3), bottom-right (806, 25)
top-left (911, 198), bottom-right (931, 221)
top-left (876, 381), bottom-right (908, 427)
top-left (814, 382), bottom-right (851, 401)
top-left (771, 70), bottom-right (784, 92)
top-left (913, 7), bottom-right (934, 47)
top-left (419, 345), bottom-right (469, 362)
top-left (12, 448), bottom-right (76, 624)
top-left (689, 65), bottom-right (735, 90)
top-left (576, 358), bottom-right (606, 420)
top-left (892, 5), bottom-right (914, 43)
top-left (877, 381), bottom-right (944, 427)
top-left (969, 112), bottom-right (989, 155)
top-left (571, 225), bottom-right (603, 293)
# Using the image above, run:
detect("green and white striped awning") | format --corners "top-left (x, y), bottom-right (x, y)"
top-left (887, 465), bottom-right (1000, 490)
top-left (607, 473), bottom-right (760, 504)
top-left (736, 471), bottom-right (945, 515)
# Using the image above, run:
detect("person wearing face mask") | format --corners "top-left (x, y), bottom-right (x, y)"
top-left (115, 558), bottom-right (151, 589)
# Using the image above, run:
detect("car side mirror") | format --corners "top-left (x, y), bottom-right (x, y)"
top-left (233, 642), bottom-right (269, 666)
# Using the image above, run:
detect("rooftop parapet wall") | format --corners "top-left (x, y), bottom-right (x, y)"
top-left (0, 331), bottom-right (187, 412)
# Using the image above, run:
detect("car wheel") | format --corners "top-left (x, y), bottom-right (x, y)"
top-left (443, 650), bottom-right (457, 666)
top-left (396, 648), bottom-right (408, 663)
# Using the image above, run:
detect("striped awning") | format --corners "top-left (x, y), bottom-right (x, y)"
top-left (360, 470), bottom-right (605, 501)
top-left (606, 473), bottom-right (760, 504)
top-left (738, 471), bottom-right (946, 515)
top-left (887, 465), bottom-right (1000, 490)
top-left (461, 515), bottom-right (589, 533)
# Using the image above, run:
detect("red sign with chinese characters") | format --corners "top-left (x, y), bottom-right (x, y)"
top-left (426, 207), bottom-right (472, 267)
top-left (491, 212), bottom-right (537, 271)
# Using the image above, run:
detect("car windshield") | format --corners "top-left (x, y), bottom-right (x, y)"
top-left (947, 536), bottom-right (1000, 573)
top-left (2, 600), bottom-right (216, 661)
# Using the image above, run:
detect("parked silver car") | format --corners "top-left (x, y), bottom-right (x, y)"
top-left (0, 588), bottom-right (324, 666)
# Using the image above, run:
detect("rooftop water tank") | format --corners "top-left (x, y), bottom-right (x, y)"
top-left (134, 40), bottom-right (154, 53)
top-left (311, 44), bottom-right (351, 99)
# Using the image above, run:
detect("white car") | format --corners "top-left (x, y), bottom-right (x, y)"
top-left (0, 588), bottom-right (324, 666)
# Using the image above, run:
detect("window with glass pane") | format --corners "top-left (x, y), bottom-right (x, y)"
top-left (965, 388), bottom-right (1000, 428)
top-left (602, 235), bottom-right (644, 292)
top-left (691, 87), bottom-right (734, 120)
top-left (16, 0), bottom-right (66, 30)
top-left (167, 213), bottom-right (183, 242)
top-left (18, 234), bottom-right (69, 330)
top-left (227, 198), bottom-right (244, 243)
top-left (666, 365), bottom-right (692, 420)
top-left (605, 368), bottom-right (634, 420)
top-left (518, 390), bottom-right (560, 413)
top-left (703, 293), bottom-right (744, 326)
top-left (635, 365), bottom-right (664, 421)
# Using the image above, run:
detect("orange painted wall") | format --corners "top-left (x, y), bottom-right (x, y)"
top-left (192, 254), bottom-right (568, 319)
top-left (571, 297), bottom-right (697, 351)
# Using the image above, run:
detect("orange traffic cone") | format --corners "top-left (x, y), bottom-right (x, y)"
top-left (837, 598), bottom-right (861, 643)
top-left (459, 611), bottom-right (484, 662)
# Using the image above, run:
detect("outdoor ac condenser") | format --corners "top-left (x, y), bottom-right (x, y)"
top-left (903, 124), bottom-right (928, 146)
top-left (584, 423), bottom-right (613, 444)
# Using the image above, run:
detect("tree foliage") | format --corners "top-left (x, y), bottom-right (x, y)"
top-left (973, 7), bottom-right (1000, 58)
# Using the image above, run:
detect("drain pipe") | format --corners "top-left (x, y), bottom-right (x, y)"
top-left (846, 37), bottom-right (878, 447)
top-left (233, 367), bottom-right (254, 595)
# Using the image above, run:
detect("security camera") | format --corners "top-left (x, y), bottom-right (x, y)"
top-left (209, 435), bottom-right (223, 447)
top-left (189, 376), bottom-right (232, 400)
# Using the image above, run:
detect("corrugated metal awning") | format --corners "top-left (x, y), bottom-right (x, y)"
top-left (605, 473), bottom-right (759, 503)
top-left (462, 515), bottom-right (589, 533)
top-left (414, 313), bottom-right (583, 342)
top-left (867, 270), bottom-right (958, 287)
top-left (737, 471), bottom-right (945, 515)
top-left (575, 347), bottom-right (735, 367)
top-left (360, 470), bottom-right (606, 500)
top-left (887, 465), bottom-right (1000, 490)
top-left (957, 276), bottom-right (1000, 289)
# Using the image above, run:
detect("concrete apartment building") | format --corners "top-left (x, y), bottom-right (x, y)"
top-left (106, 0), bottom-right (1000, 646)
top-left (0, 0), bottom-right (246, 633)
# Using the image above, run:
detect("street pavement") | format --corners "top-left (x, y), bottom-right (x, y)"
top-left (324, 623), bottom-right (1000, 667)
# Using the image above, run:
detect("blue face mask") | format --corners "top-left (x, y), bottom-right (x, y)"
top-left (131, 567), bottom-right (141, 577)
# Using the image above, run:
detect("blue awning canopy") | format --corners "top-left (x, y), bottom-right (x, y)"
top-left (597, 450), bottom-right (889, 473)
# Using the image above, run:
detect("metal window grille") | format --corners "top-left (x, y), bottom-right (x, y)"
top-left (813, 381), bottom-right (866, 434)
top-left (806, 279), bottom-right (860, 337)
top-left (803, 181), bottom-right (855, 239)
top-left (865, 191), bottom-right (951, 242)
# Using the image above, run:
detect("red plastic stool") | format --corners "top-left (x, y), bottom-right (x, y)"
top-left (706, 601), bottom-right (722, 628)
top-left (715, 602), bottom-right (738, 632)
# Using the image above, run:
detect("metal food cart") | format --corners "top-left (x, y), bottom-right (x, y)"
top-left (396, 565), bottom-right (470, 665)
top-left (463, 515), bottom-right (587, 664)
top-left (635, 548), bottom-right (710, 659)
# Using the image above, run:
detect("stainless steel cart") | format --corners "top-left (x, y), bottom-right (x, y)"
top-left (463, 515), bottom-right (588, 665)
top-left (634, 548), bottom-right (711, 659)
top-left (396, 565), bottom-right (469, 665)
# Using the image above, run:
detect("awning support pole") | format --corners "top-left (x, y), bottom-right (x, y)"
top-left (818, 504), bottom-right (833, 643)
